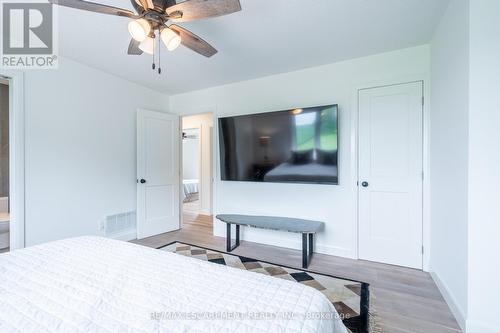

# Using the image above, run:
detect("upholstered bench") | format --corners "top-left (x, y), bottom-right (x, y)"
top-left (216, 214), bottom-right (324, 268)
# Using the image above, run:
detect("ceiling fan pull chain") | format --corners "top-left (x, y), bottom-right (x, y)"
top-left (158, 34), bottom-right (162, 75)
top-left (152, 32), bottom-right (156, 70)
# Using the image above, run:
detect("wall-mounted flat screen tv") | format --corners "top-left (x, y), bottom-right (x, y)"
top-left (218, 104), bottom-right (338, 185)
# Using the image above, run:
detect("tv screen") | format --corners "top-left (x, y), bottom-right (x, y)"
top-left (218, 105), bottom-right (338, 184)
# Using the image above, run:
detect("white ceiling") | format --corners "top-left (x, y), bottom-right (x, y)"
top-left (58, 0), bottom-right (450, 95)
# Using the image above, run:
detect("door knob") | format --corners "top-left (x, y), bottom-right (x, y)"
top-left (140, 179), bottom-right (146, 184)
top-left (361, 181), bottom-right (369, 187)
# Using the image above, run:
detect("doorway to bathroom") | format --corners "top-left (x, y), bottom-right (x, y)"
top-left (0, 78), bottom-right (10, 253)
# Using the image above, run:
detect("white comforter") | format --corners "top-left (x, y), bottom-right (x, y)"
top-left (0, 237), bottom-right (346, 333)
top-left (182, 179), bottom-right (199, 201)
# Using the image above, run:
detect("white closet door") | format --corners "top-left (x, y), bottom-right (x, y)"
top-left (358, 82), bottom-right (423, 269)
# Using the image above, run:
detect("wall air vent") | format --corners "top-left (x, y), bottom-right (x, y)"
top-left (103, 211), bottom-right (136, 241)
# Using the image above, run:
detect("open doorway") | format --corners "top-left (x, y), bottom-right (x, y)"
top-left (0, 78), bottom-right (10, 253)
top-left (181, 113), bottom-right (213, 232)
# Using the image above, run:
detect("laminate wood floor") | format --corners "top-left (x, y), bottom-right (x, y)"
top-left (133, 213), bottom-right (461, 333)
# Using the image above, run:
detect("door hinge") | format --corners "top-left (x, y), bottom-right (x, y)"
top-left (422, 246), bottom-right (424, 254)
top-left (422, 96), bottom-right (424, 106)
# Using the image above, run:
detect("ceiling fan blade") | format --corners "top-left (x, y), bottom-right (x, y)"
top-left (134, 0), bottom-right (154, 10)
top-left (130, 0), bottom-right (144, 13)
top-left (48, 0), bottom-right (137, 18)
top-left (127, 39), bottom-right (143, 55)
top-left (166, 0), bottom-right (241, 22)
top-left (170, 25), bottom-right (217, 57)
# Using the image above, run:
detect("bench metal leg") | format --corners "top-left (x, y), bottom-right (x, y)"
top-left (302, 233), bottom-right (308, 268)
top-left (302, 233), bottom-right (314, 269)
top-left (226, 223), bottom-right (240, 252)
top-left (308, 233), bottom-right (313, 257)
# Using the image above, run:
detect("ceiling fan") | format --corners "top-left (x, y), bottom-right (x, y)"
top-left (48, 0), bottom-right (242, 74)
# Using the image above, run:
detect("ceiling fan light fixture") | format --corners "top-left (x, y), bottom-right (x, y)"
top-left (128, 18), bottom-right (151, 42)
top-left (161, 27), bottom-right (182, 51)
top-left (138, 36), bottom-right (155, 55)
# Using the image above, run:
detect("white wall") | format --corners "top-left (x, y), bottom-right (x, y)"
top-left (182, 129), bottom-right (200, 180)
top-left (467, 1), bottom-right (500, 332)
top-left (430, 1), bottom-right (500, 331)
top-left (170, 46), bottom-right (430, 258)
top-left (24, 57), bottom-right (169, 246)
top-left (182, 113), bottom-right (213, 214)
top-left (429, 0), bottom-right (469, 329)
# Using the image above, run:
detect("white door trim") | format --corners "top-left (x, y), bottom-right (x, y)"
top-left (1, 70), bottom-right (25, 250)
top-left (356, 80), bottom-right (425, 269)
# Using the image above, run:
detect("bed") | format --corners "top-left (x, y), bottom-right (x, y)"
top-left (0, 237), bottom-right (347, 333)
top-left (182, 179), bottom-right (199, 202)
top-left (263, 162), bottom-right (338, 183)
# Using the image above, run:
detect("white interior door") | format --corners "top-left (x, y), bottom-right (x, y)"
top-left (137, 109), bottom-right (180, 239)
top-left (358, 82), bottom-right (423, 269)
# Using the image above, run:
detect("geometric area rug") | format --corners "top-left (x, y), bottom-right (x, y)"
top-left (159, 242), bottom-right (372, 333)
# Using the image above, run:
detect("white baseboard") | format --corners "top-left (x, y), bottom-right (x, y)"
top-left (466, 319), bottom-right (500, 333)
top-left (214, 224), bottom-right (355, 259)
top-left (200, 208), bottom-right (211, 215)
top-left (429, 271), bottom-right (466, 331)
top-left (246, 235), bottom-right (354, 258)
top-left (107, 229), bottom-right (136, 242)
